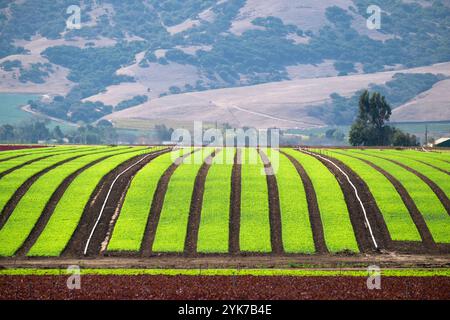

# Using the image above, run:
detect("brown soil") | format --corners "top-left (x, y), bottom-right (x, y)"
top-left (1, 253), bottom-right (449, 269)
top-left (258, 149), bottom-right (284, 254)
top-left (1, 275), bottom-right (449, 300)
top-left (0, 145), bottom-right (46, 152)
top-left (305, 151), bottom-right (376, 253)
top-left (14, 155), bottom-right (120, 257)
top-left (184, 150), bottom-right (218, 255)
top-left (140, 149), bottom-right (196, 257)
top-left (0, 154), bottom-right (87, 231)
top-left (339, 153), bottom-right (438, 253)
top-left (310, 152), bottom-right (392, 251)
top-left (280, 151), bottom-right (328, 254)
top-left (229, 149), bottom-right (241, 254)
top-left (63, 149), bottom-right (168, 257)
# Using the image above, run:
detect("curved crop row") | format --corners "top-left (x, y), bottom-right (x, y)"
top-left (0, 147), bottom-right (92, 175)
top-left (152, 148), bottom-right (214, 253)
top-left (375, 150), bottom-right (450, 173)
top-left (347, 150), bottom-right (450, 244)
top-left (27, 147), bottom-right (152, 256)
top-left (239, 148), bottom-right (271, 253)
top-left (283, 149), bottom-right (359, 253)
top-left (0, 146), bottom-right (133, 256)
top-left (0, 146), bottom-right (70, 160)
top-left (360, 150), bottom-right (450, 200)
top-left (108, 148), bottom-right (194, 252)
top-left (265, 149), bottom-right (315, 253)
top-left (0, 147), bottom-right (106, 215)
top-left (197, 148), bottom-right (235, 253)
top-left (326, 150), bottom-right (421, 242)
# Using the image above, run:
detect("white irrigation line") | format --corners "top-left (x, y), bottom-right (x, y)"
top-left (300, 149), bottom-right (379, 250)
top-left (83, 149), bottom-right (168, 255)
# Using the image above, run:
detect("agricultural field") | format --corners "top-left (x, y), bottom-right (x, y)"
top-left (0, 145), bottom-right (449, 300)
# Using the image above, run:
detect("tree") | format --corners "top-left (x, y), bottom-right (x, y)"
top-left (52, 126), bottom-right (64, 142)
top-left (349, 90), bottom-right (392, 146)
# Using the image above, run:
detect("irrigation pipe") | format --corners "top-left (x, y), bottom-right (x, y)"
top-left (300, 149), bottom-right (379, 250)
top-left (83, 149), bottom-right (168, 255)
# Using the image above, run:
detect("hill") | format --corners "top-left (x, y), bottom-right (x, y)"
top-left (0, 0), bottom-right (450, 127)
top-left (105, 62), bottom-right (450, 129)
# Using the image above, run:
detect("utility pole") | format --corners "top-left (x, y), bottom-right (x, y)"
top-left (425, 125), bottom-right (428, 146)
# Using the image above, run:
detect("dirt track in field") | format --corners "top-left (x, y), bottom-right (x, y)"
top-left (0, 146), bottom-right (46, 152)
top-left (229, 149), bottom-right (241, 254)
top-left (305, 151), bottom-right (376, 253)
top-left (309, 152), bottom-right (393, 251)
top-left (1, 275), bottom-right (449, 300)
top-left (280, 151), bottom-right (328, 254)
top-left (185, 150), bottom-right (218, 255)
top-left (140, 149), bottom-right (196, 257)
top-left (63, 149), bottom-right (168, 257)
top-left (15, 153), bottom-right (124, 257)
top-left (259, 149), bottom-right (283, 254)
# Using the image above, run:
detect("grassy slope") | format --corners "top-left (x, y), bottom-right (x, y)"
top-left (327, 150), bottom-right (421, 242)
top-left (197, 148), bottom-right (235, 253)
top-left (27, 147), bottom-right (151, 256)
top-left (108, 148), bottom-right (193, 252)
top-left (240, 148), bottom-right (271, 253)
top-left (283, 149), bottom-right (359, 253)
top-left (349, 150), bottom-right (450, 244)
top-left (0, 147), bottom-right (131, 257)
top-left (266, 149), bottom-right (315, 253)
top-left (152, 148), bottom-right (214, 253)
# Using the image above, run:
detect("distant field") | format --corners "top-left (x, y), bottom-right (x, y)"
top-left (0, 146), bottom-right (448, 260)
top-left (0, 93), bottom-right (37, 126)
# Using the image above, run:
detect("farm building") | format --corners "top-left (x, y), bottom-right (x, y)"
top-left (433, 137), bottom-right (450, 147)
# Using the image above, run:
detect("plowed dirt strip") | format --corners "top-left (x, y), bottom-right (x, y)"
top-left (80, 148), bottom-right (169, 256)
top-left (107, 149), bottom-right (189, 253)
top-left (305, 151), bottom-right (373, 253)
top-left (310, 152), bottom-right (391, 251)
top-left (229, 149), bottom-right (241, 254)
top-left (0, 276), bottom-right (448, 300)
top-left (258, 149), bottom-right (283, 254)
top-left (240, 148), bottom-right (271, 253)
top-left (152, 149), bottom-right (215, 253)
top-left (280, 150), bottom-right (327, 254)
top-left (283, 149), bottom-right (358, 253)
top-left (185, 149), bottom-right (219, 255)
top-left (197, 148), bottom-right (234, 254)
top-left (141, 149), bottom-right (196, 256)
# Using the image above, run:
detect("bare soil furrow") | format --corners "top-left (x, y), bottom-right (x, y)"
top-left (280, 151), bottom-right (328, 254)
top-left (184, 150), bottom-right (219, 255)
top-left (258, 149), bottom-right (284, 254)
